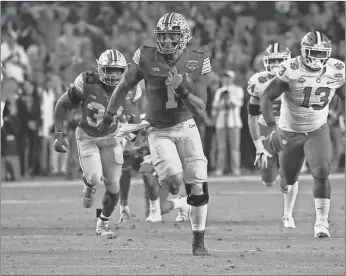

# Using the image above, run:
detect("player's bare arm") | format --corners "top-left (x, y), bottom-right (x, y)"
top-left (98, 64), bottom-right (143, 131)
top-left (260, 77), bottom-right (288, 127)
top-left (53, 91), bottom-right (80, 152)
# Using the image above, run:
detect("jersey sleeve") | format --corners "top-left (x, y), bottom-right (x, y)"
top-left (330, 59), bottom-right (345, 89)
top-left (247, 74), bottom-right (261, 99)
top-left (132, 47), bottom-right (142, 66)
top-left (275, 58), bottom-right (298, 83)
top-left (201, 56), bottom-right (212, 75)
top-left (68, 73), bottom-right (85, 103)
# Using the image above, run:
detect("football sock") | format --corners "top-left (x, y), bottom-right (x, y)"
top-left (119, 168), bottom-right (132, 207)
top-left (314, 198), bottom-right (330, 222)
top-left (190, 205), bottom-right (208, 232)
top-left (149, 198), bottom-right (160, 212)
top-left (102, 191), bottom-right (119, 218)
top-left (283, 181), bottom-right (298, 217)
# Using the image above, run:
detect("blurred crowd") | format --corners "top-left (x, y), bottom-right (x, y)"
top-left (1, 1), bottom-right (345, 181)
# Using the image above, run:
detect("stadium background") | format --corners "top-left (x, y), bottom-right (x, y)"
top-left (1, 1), bottom-right (345, 181)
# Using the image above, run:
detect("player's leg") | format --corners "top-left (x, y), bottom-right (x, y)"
top-left (97, 138), bottom-right (123, 237)
top-left (147, 128), bottom-right (188, 222)
top-left (118, 151), bottom-right (132, 223)
top-left (304, 124), bottom-right (333, 238)
top-left (178, 120), bottom-right (210, 256)
top-left (76, 136), bottom-right (103, 209)
top-left (278, 131), bottom-right (305, 229)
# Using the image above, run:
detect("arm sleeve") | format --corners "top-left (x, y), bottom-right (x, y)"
top-left (67, 73), bottom-right (85, 104)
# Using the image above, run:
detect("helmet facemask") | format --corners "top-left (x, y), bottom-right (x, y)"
top-left (263, 53), bottom-right (290, 75)
top-left (301, 46), bottom-right (331, 71)
top-left (97, 65), bottom-right (125, 86)
top-left (154, 29), bottom-right (184, 55)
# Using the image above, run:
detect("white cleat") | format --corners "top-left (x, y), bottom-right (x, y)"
top-left (175, 196), bottom-right (191, 222)
top-left (82, 184), bottom-right (96, 208)
top-left (282, 216), bottom-right (296, 229)
top-left (146, 211), bottom-right (162, 222)
top-left (96, 218), bottom-right (115, 237)
top-left (314, 220), bottom-right (330, 238)
top-left (118, 205), bottom-right (131, 223)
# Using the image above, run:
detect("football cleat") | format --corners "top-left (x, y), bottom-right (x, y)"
top-left (282, 216), bottom-right (296, 229)
top-left (82, 177), bottom-right (96, 208)
top-left (192, 231), bottom-right (211, 256)
top-left (314, 220), bottom-right (330, 238)
top-left (146, 211), bottom-right (162, 222)
top-left (96, 218), bottom-right (115, 237)
top-left (118, 205), bottom-right (131, 223)
top-left (175, 196), bottom-right (191, 222)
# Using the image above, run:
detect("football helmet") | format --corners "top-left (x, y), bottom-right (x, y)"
top-left (97, 49), bottom-right (127, 86)
top-left (154, 13), bottom-right (192, 55)
top-left (263, 43), bottom-right (291, 75)
top-left (301, 31), bottom-right (332, 71)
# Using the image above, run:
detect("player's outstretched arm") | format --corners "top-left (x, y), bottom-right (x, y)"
top-left (248, 96), bottom-right (262, 146)
top-left (260, 77), bottom-right (288, 128)
top-left (101, 65), bottom-right (143, 124)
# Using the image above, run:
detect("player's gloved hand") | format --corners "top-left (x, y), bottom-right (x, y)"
top-left (253, 138), bottom-right (272, 169)
top-left (54, 132), bottom-right (69, 153)
top-left (97, 111), bottom-right (115, 133)
top-left (167, 67), bottom-right (190, 99)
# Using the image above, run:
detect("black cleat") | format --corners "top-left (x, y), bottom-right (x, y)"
top-left (192, 231), bottom-right (211, 256)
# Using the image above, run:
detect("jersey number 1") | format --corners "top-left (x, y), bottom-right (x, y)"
top-left (301, 87), bottom-right (331, 111)
top-left (166, 85), bottom-right (178, 109)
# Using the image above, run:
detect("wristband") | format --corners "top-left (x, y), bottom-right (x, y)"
top-left (175, 82), bottom-right (191, 99)
top-left (254, 139), bottom-right (264, 151)
top-left (103, 111), bottom-right (116, 125)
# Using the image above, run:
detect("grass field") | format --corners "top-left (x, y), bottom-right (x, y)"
top-left (1, 174), bottom-right (345, 275)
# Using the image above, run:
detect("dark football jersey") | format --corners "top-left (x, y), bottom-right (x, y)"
top-left (69, 72), bottom-right (118, 137)
top-left (132, 45), bottom-right (212, 128)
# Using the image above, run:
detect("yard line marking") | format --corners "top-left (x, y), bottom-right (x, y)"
top-left (1, 199), bottom-right (76, 204)
top-left (0, 245), bottom-right (344, 254)
top-left (1, 174), bottom-right (344, 189)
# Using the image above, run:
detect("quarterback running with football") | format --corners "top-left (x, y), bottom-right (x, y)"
top-left (247, 43), bottom-right (298, 228)
top-left (260, 31), bottom-right (345, 238)
top-left (97, 13), bottom-right (211, 256)
top-left (54, 49), bottom-right (136, 237)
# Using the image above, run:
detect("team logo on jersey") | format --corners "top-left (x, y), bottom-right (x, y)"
top-left (334, 73), bottom-right (343, 79)
top-left (186, 60), bottom-right (199, 71)
top-left (258, 76), bottom-right (268, 84)
top-left (298, 78), bottom-right (306, 83)
top-left (290, 61), bottom-right (299, 70)
top-left (334, 63), bottom-right (344, 70)
top-left (150, 67), bottom-right (160, 72)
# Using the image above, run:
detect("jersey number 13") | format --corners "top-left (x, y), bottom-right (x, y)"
top-left (301, 87), bottom-right (331, 111)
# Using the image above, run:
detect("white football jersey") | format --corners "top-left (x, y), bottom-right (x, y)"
top-left (276, 56), bottom-right (345, 133)
top-left (247, 71), bottom-right (281, 126)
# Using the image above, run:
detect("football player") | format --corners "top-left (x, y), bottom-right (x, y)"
top-left (53, 49), bottom-right (136, 237)
top-left (260, 31), bottom-right (345, 238)
top-left (247, 43), bottom-right (298, 228)
top-left (97, 13), bottom-right (211, 256)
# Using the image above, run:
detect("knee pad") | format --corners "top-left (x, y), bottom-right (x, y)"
top-left (311, 163), bottom-right (330, 180)
top-left (185, 182), bottom-right (209, 207)
top-left (102, 191), bottom-right (119, 210)
top-left (183, 158), bottom-right (208, 184)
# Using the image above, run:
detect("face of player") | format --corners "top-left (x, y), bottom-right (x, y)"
top-left (102, 67), bottom-right (124, 86)
top-left (306, 49), bottom-right (329, 69)
top-left (268, 58), bottom-right (285, 75)
top-left (157, 32), bottom-right (182, 55)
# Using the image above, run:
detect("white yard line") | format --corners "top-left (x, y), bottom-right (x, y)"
top-left (1, 174), bottom-right (344, 189)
